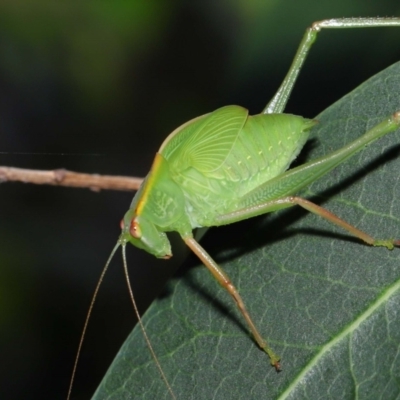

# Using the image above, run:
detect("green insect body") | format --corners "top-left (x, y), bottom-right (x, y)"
top-left (68, 17), bottom-right (400, 400)
top-left (119, 102), bottom-right (400, 375)
top-left (120, 106), bottom-right (315, 258)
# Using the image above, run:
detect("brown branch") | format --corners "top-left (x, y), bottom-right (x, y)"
top-left (0, 166), bottom-right (143, 192)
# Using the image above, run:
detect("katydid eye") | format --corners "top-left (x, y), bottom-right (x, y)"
top-left (130, 219), bottom-right (141, 238)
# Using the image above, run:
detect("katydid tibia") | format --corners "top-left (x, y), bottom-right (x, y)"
top-left (68, 17), bottom-right (400, 400)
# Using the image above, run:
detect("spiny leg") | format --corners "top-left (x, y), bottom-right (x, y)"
top-left (288, 196), bottom-right (400, 249)
top-left (183, 235), bottom-right (281, 370)
top-left (216, 194), bottom-right (400, 249)
top-left (264, 17), bottom-right (400, 114)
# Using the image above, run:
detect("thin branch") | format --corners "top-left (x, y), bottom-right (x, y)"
top-left (0, 166), bottom-right (143, 192)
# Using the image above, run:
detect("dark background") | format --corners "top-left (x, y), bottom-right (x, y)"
top-left (1, 1), bottom-right (400, 399)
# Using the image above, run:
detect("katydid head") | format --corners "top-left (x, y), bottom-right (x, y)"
top-left (118, 153), bottom-right (188, 260)
top-left (119, 207), bottom-right (172, 259)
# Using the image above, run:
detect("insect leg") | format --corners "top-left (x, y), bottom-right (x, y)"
top-left (183, 235), bottom-right (281, 370)
top-left (216, 194), bottom-right (399, 249)
top-left (289, 196), bottom-right (399, 249)
top-left (264, 17), bottom-right (400, 114)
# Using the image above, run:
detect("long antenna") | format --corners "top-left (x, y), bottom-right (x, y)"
top-left (67, 242), bottom-right (121, 400)
top-left (121, 245), bottom-right (176, 400)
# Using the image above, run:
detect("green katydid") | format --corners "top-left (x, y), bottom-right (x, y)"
top-left (69, 18), bottom-right (400, 399)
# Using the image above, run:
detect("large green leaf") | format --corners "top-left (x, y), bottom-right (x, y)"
top-left (93, 61), bottom-right (400, 399)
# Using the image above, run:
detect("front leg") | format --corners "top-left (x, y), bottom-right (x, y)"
top-left (183, 235), bottom-right (281, 370)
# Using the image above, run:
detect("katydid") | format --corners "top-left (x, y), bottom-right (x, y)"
top-left (69, 18), bottom-right (400, 399)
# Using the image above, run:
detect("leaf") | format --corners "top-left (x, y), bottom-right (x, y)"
top-left (93, 61), bottom-right (400, 399)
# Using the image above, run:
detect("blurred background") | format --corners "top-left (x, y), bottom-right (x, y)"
top-left (1, 1), bottom-right (400, 399)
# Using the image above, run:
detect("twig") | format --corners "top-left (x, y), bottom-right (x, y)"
top-left (0, 166), bottom-right (143, 192)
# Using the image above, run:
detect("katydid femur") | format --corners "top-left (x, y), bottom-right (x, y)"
top-left (68, 17), bottom-right (400, 400)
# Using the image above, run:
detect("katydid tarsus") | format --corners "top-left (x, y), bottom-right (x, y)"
top-left (68, 18), bottom-right (400, 399)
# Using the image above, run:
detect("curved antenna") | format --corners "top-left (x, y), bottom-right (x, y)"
top-left (121, 244), bottom-right (176, 400)
top-left (67, 241), bottom-right (121, 400)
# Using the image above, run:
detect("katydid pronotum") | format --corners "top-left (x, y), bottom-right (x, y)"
top-left (68, 18), bottom-right (400, 399)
